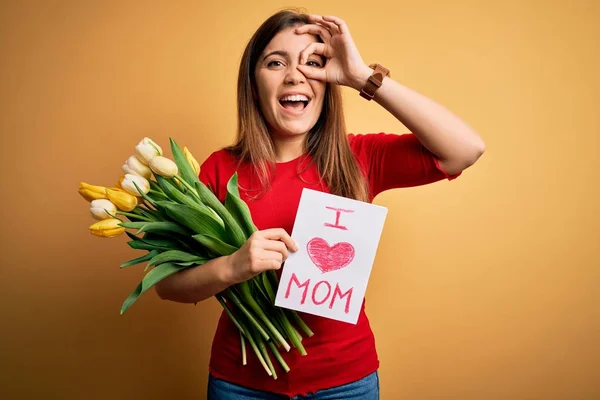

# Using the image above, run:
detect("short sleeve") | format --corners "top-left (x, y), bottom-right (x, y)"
top-left (349, 133), bottom-right (461, 198)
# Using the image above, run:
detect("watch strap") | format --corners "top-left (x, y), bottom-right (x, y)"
top-left (360, 63), bottom-right (390, 101)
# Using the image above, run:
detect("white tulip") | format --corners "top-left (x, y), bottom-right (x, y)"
top-left (149, 156), bottom-right (179, 178)
top-left (122, 155), bottom-right (152, 179)
top-left (90, 199), bottom-right (117, 220)
top-left (121, 174), bottom-right (150, 196)
top-left (134, 137), bottom-right (163, 165)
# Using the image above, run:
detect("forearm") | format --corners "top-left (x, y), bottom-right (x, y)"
top-left (352, 66), bottom-right (485, 175)
top-left (154, 255), bottom-right (234, 304)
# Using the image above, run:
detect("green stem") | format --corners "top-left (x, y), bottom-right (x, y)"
top-left (148, 189), bottom-right (169, 200)
top-left (267, 341), bottom-right (290, 373)
top-left (216, 296), bottom-right (247, 335)
top-left (115, 211), bottom-right (153, 222)
top-left (289, 310), bottom-right (314, 337)
top-left (226, 289), bottom-right (270, 341)
top-left (276, 308), bottom-right (306, 355)
top-left (246, 327), bottom-right (272, 377)
top-left (240, 287), bottom-right (291, 352)
top-left (173, 175), bottom-right (201, 201)
top-left (240, 330), bottom-right (247, 365)
top-left (257, 335), bottom-right (277, 380)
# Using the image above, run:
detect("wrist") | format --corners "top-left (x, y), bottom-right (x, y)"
top-left (352, 64), bottom-right (375, 91)
top-left (220, 254), bottom-right (238, 286)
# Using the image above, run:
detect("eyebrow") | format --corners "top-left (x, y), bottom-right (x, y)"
top-left (262, 50), bottom-right (289, 62)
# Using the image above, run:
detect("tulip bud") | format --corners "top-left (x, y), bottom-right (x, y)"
top-left (122, 155), bottom-right (152, 179)
top-left (78, 182), bottom-right (107, 202)
top-left (90, 199), bottom-right (117, 220)
top-left (149, 156), bottom-right (179, 178)
top-left (183, 146), bottom-right (200, 176)
top-left (106, 188), bottom-right (138, 211)
top-left (134, 137), bottom-right (163, 165)
top-left (89, 218), bottom-right (125, 238)
top-left (121, 174), bottom-right (150, 196)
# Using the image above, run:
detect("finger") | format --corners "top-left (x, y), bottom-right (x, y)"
top-left (299, 42), bottom-right (327, 64)
top-left (306, 14), bottom-right (340, 34)
top-left (322, 15), bottom-right (349, 35)
top-left (297, 64), bottom-right (327, 82)
top-left (260, 228), bottom-right (298, 251)
top-left (295, 24), bottom-right (331, 42)
top-left (261, 250), bottom-right (284, 264)
top-left (261, 240), bottom-right (289, 260)
top-left (257, 259), bottom-right (283, 271)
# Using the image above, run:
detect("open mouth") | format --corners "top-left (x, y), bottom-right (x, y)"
top-left (279, 95), bottom-right (311, 113)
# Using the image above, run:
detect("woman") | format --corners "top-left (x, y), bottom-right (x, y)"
top-left (155, 9), bottom-right (485, 400)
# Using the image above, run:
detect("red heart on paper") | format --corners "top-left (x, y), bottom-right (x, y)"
top-left (306, 237), bottom-right (355, 273)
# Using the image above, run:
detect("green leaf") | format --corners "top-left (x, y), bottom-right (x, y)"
top-left (149, 179), bottom-right (163, 193)
top-left (175, 260), bottom-right (207, 267)
top-left (192, 233), bottom-right (238, 256)
top-left (137, 221), bottom-right (191, 236)
top-left (120, 262), bottom-right (183, 314)
top-left (155, 175), bottom-right (198, 207)
top-left (133, 182), bottom-right (157, 207)
top-left (146, 189), bottom-right (170, 202)
top-left (195, 181), bottom-right (247, 247)
top-left (127, 240), bottom-right (165, 251)
top-left (170, 138), bottom-right (199, 187)
top-left (156, 201), bottom-right (225, 237)
top-left (225, 172), bottom-right (257, 238)
top-left (148, 250), bottom-right (209, 267)
top-left (136, 207), bottom-right (159, 221)
top-left (120, 250), bottom-right (160, 268)
top-left (126, 232), bottom-right (182, 251)
top-left (120, 221), bottom-right (147, 230)
top-left (261, 272), bottom-right (276, 304)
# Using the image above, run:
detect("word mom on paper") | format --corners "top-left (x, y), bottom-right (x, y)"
top-left (275, 189), bottom-right (387, 324)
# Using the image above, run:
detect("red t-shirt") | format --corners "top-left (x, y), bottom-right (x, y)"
top-left (199, 133), bottom-right (460, 397)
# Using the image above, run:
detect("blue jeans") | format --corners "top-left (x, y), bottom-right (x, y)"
top-left (207, 371), bottom-right (379, 400)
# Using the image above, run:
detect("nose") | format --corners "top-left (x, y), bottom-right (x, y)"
top-left (284, 65), bottom-right (305, 85)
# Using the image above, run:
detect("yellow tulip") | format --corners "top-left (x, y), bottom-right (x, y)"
top-left (183, 146), bottom-right (200, 176)
top-left (78, 182), bottom-right (107, 202)
top-left (149, 156), bottom-right (178, 178)
top-left (106, 188), bottom-right (138, 211)
top-left (89, 218), bottom-right (125, 238)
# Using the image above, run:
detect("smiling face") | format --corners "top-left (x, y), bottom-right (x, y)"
top-left (254, 26), bottom-right (326, 141)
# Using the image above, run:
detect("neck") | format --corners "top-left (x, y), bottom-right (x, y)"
top-left (271, 133), bottom-right (306, 163)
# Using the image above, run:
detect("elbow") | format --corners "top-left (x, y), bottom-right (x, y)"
top-left (442, 138), bottom-right (485, 175)
top-left (463, 135), bottom-right (486, 168)
top-left (471, 137), bottom-right (486, 164)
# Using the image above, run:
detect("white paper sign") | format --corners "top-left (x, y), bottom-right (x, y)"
top-left (274, 188), bottom-right (388, 324)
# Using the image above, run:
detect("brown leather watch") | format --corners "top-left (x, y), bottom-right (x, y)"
top-left (359, 63), bottom-right (390, 101)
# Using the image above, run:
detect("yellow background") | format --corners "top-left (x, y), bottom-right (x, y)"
top-left (1, 0), bottom-right (598, 399)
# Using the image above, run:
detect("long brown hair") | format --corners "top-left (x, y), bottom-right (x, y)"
top-left (226, 8), bottom-right (370, 202)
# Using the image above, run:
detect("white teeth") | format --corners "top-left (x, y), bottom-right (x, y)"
top-left (280, 94), bottom-right (309, 102)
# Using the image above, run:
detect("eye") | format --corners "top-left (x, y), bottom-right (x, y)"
top-left (267, 60), bottom-right (284, 68)
top-left (306, 59), bottom-right (323, 68)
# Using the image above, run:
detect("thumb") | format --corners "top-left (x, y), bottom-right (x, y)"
top-left (297, 65), bottom-right (327, 82)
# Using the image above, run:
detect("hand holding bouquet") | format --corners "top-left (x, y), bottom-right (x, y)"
top-left (78, 138), bottom-right (313, 379)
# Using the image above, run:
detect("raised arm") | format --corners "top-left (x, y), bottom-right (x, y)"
top-left (295, 14), bottom-right (485, 176)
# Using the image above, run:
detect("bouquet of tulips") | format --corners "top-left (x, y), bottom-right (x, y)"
top-left (78, 137), bottom-right (313, 379)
